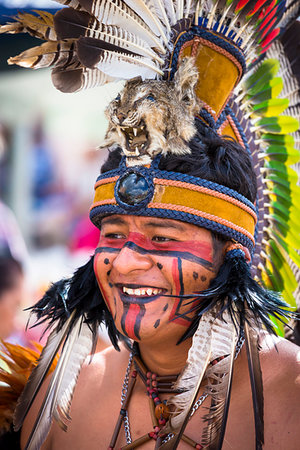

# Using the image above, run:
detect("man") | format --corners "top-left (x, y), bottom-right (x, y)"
top-left (0, 1), bottom-right (299, 449)
top-left (19, 126), bottom-right (300, 449)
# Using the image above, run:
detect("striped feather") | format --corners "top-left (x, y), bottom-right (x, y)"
top-left (8, 40), bottom-right (77, 70)
top-left (0, 10), bottom-right (56, 40)
top-left (14, 311), bottom-right (76, 432)
top-left (79, 0), bottom-right (166, 52)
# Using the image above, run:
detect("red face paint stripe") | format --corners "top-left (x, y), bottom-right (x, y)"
top-left (125, 303), bottom-right (142, 339)
top-left (100, 232), bottom-right (213, 263)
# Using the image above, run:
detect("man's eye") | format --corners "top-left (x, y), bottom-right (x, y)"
top-left (104, 233), bottom-right (125, 239)
top-left (152, 236), bottom-right (176, 242)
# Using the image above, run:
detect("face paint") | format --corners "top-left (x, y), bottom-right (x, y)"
top-left (94, 215), bottom-right (223, 343)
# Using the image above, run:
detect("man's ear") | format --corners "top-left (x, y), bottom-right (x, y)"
top-left (174, 57), bottom-right (199, 108)
top-left (223, 241), bottom-right (251, 263)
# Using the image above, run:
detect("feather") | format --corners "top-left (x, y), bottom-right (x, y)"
top-left (13, 311), bottom-right (76, 432)
top-left (24, 315), bottom-right (92, 450)
top-left (122, 0), bottom-right (169, 44)
top-left (0, 10), bottom-right (56, 40)
top-left (8, 40), bottom-right (77, 70)
top-left (244, 319), bottom-right (264, 450)
top-left (54, 9), bottom-right (164, 64)
top-left (54, 0), bottom-right (86, 10)
top-left (79, 0), bottom-right (166, 53)
top-left (175, 0), bottom-right (185, 20)
top-left (163, 0), bottom-right (176, 24)
top-left (201, 312), bottom-right (238, 449)
top-left (53, 320), bottom-right (94, 429)
top-left (51, 64), bottom-right (115, 93)
top-left (158, 310), bottom-right (213, 448)
top-left (76, 37), bottom-right (164, 79)
top-left (151, 0), bottom-right (171, 31)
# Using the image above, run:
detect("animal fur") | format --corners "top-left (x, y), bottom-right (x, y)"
top-left (100, 57), bottom-right (202, 165)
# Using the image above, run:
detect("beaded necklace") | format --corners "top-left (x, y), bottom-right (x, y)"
top-left (108, 336), bottom-right (245, 449)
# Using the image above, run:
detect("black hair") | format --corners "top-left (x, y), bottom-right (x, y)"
top-left (0, 256), bottom-right (23, 298)
top-left (101, 120), bottom-right (257, 203)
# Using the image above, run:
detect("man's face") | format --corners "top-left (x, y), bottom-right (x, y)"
top-left (94, 215), bottom-right (224, 344)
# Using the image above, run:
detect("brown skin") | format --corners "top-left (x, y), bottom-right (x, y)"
top-left (20, 217), bottom-right (300, 449)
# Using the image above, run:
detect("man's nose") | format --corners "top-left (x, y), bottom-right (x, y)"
top-left (112, 245), bottom-right (153, 275)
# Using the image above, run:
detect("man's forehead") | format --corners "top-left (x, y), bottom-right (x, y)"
top-left (101, 215), bottom-right (192, 231)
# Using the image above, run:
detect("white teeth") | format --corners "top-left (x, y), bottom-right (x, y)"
top-left (122, 286), bottom-right (163, 296)
top-left (133, 128), bottom-right (137, 136)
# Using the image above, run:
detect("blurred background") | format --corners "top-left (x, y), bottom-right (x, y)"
top-left (0, 0), bottom-right (123, 349)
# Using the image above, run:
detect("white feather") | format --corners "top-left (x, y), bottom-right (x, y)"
top-left (96, 50), bottom-right (164, 79)
top-left (54, 320), bottom-right (94, 427)
top-left (122, 0), bottom-right (169, 45)
top-left (163, 0), bottom-right (177, 24)
top-left (14, 311), bottom-right (76, 431)
top-left (151, 0), bottom-right (171, 32)
top-left (167, 311), bottom-right (213, 430)
top-left (88, 0), bottom-right (166, 53)
top-left (25, 316), bottom-right (93, 450)
top-left (175, 0), bottom-right (184, 20)
top-left (84, 23), bottom-right (164, 64)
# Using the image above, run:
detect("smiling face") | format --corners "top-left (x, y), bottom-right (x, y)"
top-left (94, 215), bottom-right (225, 345)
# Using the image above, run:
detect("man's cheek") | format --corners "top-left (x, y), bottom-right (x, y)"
top-left (93, 252), bottom-right (113, 314)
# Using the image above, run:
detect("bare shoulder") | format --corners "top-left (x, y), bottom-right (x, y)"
top-left (259, 333), bottom-right (300, 382)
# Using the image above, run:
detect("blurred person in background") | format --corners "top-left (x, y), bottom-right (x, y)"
top-left (0, 248), bottom-right (24, 341)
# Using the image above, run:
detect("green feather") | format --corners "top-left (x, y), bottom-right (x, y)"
top-left (264, 145), bottom-right (300, 164)
top-left (246, 78), bottom-right (283, 104)
top-left (244, 59), bottom-right (279, 95)
top-left (252, 99), bottom-right (289, 117)
top-left (256, 116), bottom-right (299, 134)
top-left (260, 133), bottom-right (295, 146)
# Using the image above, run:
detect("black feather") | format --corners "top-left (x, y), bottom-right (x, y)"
top-left (29, 255), bottom-right (121, 350)
top-left (179, 248), bottom-right (296, 342)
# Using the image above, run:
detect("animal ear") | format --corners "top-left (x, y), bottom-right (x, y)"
top-left (174, 57), bottom-right (199, 106)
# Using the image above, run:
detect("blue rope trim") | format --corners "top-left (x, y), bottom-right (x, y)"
top-left (198, 108), bottom-right (216, 129)
top-left (89, 205), bottom-right (254, 250)
top-left (170, 27), bottom-right (246, 81)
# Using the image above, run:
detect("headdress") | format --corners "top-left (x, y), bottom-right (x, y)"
top-left (1, 1), bottom-right (300, 449)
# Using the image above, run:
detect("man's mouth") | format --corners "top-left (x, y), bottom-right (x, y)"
top-left (118, 121), bottom-right (149, 156)
top-left (122, 286), bottom-right (164, 297)
top-left (116, 284), bottom-right (167, 303)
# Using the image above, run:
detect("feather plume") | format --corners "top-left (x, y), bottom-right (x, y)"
top-left (201, 312), bottom-right (238, 449)
top-left (54, 8), bottom-right (164, 64)
top-left (51, 64), bottom-right (115, 93)
top-left (13, 311), bottom-right (75, 432)
top-left (244, 318), bottom-right (264, 450)
top-left (54, 0), bottom-right (86, 10)
top-left (151, 0), bottom-right (171, 32)
top-left (78, 0), bottom-right (166, 52)
top-left (163, 0), bottom-right (176, 24)
top-left (122, 0), bottom-right (169, 44)
top-left (0, 10), bottom-right (56, 40)
top-left (24, 315), bottom-right (93, 450)
top-left (160, 310), bottom-right (213, 443)
top-left (0, 341), bottom-right (58, 436)
top-left (53, 320), bottom-right (94, 429)
top-left (76, 38), bottom-right (163, 79)
top-left (8, 40), bottom-right (77, 70)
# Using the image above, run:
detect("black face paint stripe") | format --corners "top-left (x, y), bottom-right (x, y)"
top-left (134, 304), bottom-right (145, 340)
top-left (163, 303), bottom-right (169, 311)
top-left (174, 257), bottom-right (193, 323)
top-left (121, 303), bottom-right (129, 338)
top-left (96, 243), bottom-right (213, 270)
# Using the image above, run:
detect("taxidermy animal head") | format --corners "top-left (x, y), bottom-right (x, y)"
top-left (99, 57), bottom-right (202, 166)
